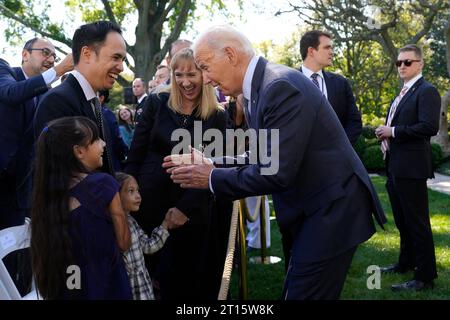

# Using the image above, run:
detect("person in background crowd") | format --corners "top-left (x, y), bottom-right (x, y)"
top-left (117, 106), bottom-right (135, 149)
top-left (132, 77), bottom-right (147, 124)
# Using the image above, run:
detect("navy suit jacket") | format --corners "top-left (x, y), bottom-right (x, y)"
top-left (0, 60), bottom-right (48, 174)
top-left (300, 67), bottom-right (362, 144)
top-left (0, 59), bottom-right (49, 227)
top-left (34, 74), bottom-right (114, 174)
top-left (212, 57), bottom-right (386, 262)
top-left (386, 77), bottom-right (440, 179)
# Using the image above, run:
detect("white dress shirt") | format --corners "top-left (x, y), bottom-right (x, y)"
top-left (301, 65), bottom-right (328, 98)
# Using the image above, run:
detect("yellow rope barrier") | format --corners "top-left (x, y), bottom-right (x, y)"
top-left (217, 200), bottom-right (240, 300)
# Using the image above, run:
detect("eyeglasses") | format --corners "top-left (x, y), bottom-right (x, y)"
top-left (395, 59), bottom-right (420, 67)
top-left (27, 48), bottom-right (60, 62)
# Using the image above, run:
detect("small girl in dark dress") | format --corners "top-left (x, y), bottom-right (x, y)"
top-left (31, 116), bottom-right (132, 300)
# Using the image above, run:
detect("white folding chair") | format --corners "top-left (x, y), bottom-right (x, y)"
top-left (0, 218), bottom-right (40, 300)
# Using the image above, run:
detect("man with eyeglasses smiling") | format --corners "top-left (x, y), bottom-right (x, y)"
top-left (376, 44), bottom-right (440, 292)
top-left (0, 37), bottom-right (73, 294)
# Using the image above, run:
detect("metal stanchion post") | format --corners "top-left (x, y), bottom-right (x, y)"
top-left (238, 199), bottom-right (248, 300)
top-left (249, 196), bottom-right (281, 265)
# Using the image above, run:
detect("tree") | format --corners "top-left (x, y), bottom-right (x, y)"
top-left (276, 0), bottom-right (449, 148)
top-left (0, 0), bottom-right (235, 86)
top-left (432, 20), bottom-right (450, 153)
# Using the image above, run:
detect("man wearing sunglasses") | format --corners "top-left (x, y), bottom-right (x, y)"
top-left (376, 44), bottom-right (440, 291)
top-left (0, 37), bottom-right (73, 294)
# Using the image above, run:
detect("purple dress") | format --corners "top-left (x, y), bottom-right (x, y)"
top-left (65, 173), bottom-right (132, 300)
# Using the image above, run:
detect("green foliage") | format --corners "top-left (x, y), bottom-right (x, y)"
top-left (436, 157), bottom-right (450, 176)
top-left (231, 177), bottom-right (450, 299)
top-left (431, 143), bottom-right (444, 169)
top-left (353, 135), bottom-right (367, 160)
top-left (362, 145), bottom-right (385, 170)
top-left (362, 125), bottom-right (376, 139)
top-left (423, 11), bottom-right (450, 94)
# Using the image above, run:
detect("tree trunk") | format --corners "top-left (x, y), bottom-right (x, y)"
top-left (432, 89), bottom-right (450, 154)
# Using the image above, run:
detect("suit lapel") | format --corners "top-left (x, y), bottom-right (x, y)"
top-left (392, 77), bottom-right (424, 123)
top-left (249, 57), bottom-right (268, 128)
top-left (66, 74), bottom-right (97, 121)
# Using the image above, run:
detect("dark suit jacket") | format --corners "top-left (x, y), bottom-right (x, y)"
top-left (125, 92), bottom-right (229, 231)
top-left (386, 77), bottom-right (440, 179)
top-left (34, 74), bottom-right (114, 174)
top-left (300, 67), bottom-right (362, 144)
top-left (134, 95), bottom-right (147, 124)
top-left (212, 57), bottom-right (386, 263)
top-left (0, 60), bottom-right (49, 228)
top-left (102, 105), bottom-right (127, 171)
top-left (0, 61), bottom-right (48, 175)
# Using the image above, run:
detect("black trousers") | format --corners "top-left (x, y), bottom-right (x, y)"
top-left (282, 246), bottom-right (357, 300)
top-left (386, 174), bottom-right (437, 282)
top-left (1, 172), bottom-right (32, 296)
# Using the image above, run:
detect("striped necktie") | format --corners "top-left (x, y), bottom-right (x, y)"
top-left (311, 73), bottom-right (320, 90)
top-left (381, 85), bottom-right (409, 158)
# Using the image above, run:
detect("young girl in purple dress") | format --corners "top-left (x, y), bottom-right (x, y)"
top-left (31, 116), bottom-right (132, 300)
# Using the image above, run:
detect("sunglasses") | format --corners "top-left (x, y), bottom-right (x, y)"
top-left (28, 48), bottom-right (61, 62)
top-left (395, 59), bottom-right (420, 67)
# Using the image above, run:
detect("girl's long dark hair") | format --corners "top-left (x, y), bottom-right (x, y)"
top-left (31, 116), bottom-right (99, 299)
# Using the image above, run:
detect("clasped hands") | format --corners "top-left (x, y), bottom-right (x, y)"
top-left (162, 146), bottom-right (214, 189)
top-left (375, 125), bottom-right (393, 140)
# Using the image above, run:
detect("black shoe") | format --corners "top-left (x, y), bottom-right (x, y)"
top-left (391, 280), bottom-right (434, 292)
top-left (380, 264), bottom-right (412, 274)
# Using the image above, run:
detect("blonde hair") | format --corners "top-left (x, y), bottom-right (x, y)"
top-left (165, 47), bottom-right (223, 120)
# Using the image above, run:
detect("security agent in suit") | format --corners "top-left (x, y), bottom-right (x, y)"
top-left (0, 38), bottom-right (72, 295)
top-left (132, 77), bottom-right (147, 124)
top-left (34, 21), bottom-right (127, 175)
top-left (164, 25), bottom-right (386, 300)
top-left (376, 44), bottom-right (440, 292)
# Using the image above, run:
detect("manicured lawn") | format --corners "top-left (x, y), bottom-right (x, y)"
top-left (230, 176), bottom-right (450, 300)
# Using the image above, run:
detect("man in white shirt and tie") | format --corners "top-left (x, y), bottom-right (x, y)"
top-left (375, 44), bottom-right (440, 292)
top-left (299, 30), bottom-right (362, 145)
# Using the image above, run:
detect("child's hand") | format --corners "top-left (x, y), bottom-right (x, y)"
top-left (163, 207), bottom-right (189, 229)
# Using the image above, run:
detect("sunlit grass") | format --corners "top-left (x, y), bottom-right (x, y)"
top-left (230, 176), bottom-right (450, 300)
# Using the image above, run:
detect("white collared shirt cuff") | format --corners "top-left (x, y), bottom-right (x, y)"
top-left (42, 68), bottom-right (57, 85)
top-left (391, 127), bottom-right (395, 138)
top-left (209, 168), bottom-right (215, 194)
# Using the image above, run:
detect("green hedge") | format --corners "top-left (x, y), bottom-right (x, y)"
top-left (356, 137), bottom-right (444, 172)
top-left (431, 143), bottom-right (443, 169)
top-left (362, 145), bottom-right (385, 170)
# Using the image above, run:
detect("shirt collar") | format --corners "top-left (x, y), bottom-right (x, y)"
top-left (21, 67), bottom-right (30, 79)
top-left (301, 65), bottom-right (324, 80)
top-left (403, 73), bottom-right (422, 90)
top-left (243, 55), bottom-right (259, 102)
top-left (137, 93), bottom-right (147, 104)
top-left (72, 70), bottom-right (97, 101)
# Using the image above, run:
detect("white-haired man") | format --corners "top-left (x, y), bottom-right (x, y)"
top-left (164, 25), bottom-right (386, 300)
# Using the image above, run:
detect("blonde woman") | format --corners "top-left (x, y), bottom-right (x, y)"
top-left (125, 48), bottom-right (232, 300)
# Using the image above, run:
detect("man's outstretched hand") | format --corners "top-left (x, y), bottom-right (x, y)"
top-left (163, 146), bottom-right (215, 189)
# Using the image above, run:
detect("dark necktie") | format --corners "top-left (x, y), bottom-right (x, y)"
top-left (91, 97), bottom-right (114, 175)
top-left (311, 73), bottom-right (320, 90)
top-left (243, 97), bottom-right (250, 116)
